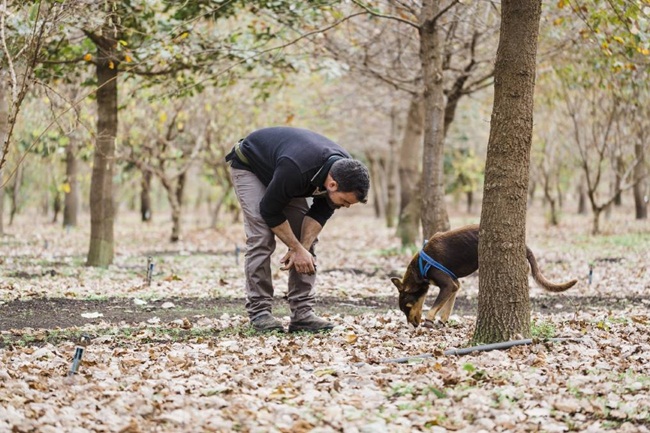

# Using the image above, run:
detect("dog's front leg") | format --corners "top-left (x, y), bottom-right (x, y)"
top-left (423, 279), bottom-right (459, 328)
top-left (438, 286), bottom-right (459, 323)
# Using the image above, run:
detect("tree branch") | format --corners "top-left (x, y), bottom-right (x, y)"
top-left (350, 0), bottom-right (419, 30)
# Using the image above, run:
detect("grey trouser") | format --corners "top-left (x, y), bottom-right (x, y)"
top-left (229, 167), bottom-right (317, 321)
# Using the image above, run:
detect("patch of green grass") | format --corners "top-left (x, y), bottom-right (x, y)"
top-left (606, 316), bottom-right (628, 325)
top-left (462, 363), bottom-right (476, 373)
top-left (566, 385), bottom-right (584, 398)
top-left (575, 232), bottom-right (650, 252)
top-left (396, 400), bottom-right (433, 411)
top-left (389, 383), bottom-right (416, 397)
top-left (531, 319), bottom-right (556, 339)
top-left (422, 385), bottom-right (447, 399)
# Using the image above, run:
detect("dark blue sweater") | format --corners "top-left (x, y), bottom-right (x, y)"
top-left (226, 127), bottom-right (350, 228)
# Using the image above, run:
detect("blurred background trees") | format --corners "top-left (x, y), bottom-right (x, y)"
top-left (0, 0), bottom-right (647, 265)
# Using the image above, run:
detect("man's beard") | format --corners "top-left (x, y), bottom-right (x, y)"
top-left (325, 193), bottom-right (341, 210)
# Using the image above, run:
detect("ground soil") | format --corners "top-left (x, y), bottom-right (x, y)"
top-left (0, 294), bottom-right (642, 331)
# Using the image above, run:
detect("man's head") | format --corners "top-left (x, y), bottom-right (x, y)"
top-left (325, 159), bottom-right (370, 209)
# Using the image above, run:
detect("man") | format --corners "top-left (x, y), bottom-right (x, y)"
top-left (225, 126), bottom-right (370, 333)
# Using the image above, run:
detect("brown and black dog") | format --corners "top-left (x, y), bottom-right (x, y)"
top-left (390, 224), bottom-right (578, 327)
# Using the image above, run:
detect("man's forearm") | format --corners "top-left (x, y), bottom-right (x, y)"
top-left (270, 221), bottom-right (305, 252)
top-left (300, 216), bottom-right (322, 251)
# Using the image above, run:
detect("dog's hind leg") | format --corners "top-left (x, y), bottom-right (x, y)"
top-left (423, 278), bottom-right (460, 327)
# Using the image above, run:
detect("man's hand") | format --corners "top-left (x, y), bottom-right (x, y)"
top-left (280, 247), bottom-right (316, 274)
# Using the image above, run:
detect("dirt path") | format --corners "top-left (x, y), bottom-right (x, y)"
top-left (1, 294), bottom-right (642, 331)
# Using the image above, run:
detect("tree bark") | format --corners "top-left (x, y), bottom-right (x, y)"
top-left (160, 174), bottom-right (184, 243)
top-left (633, 142), bottom-right (647, 220)
top-left (368, 153), bottom-right (386, 219)
top-left (419, 0), bottom-right (450, 239)
top-left (0, 169), bottom-right (3, 236)
top-left (63, 140), bottom-right (78, 227)
top-left (577, 177), bottom-right (587, 215)
top-left (87, 33), bottom-right (118, 266)
top-left (141, 169), bottom-right (153, 222)
top-left (8, 163), bottom-right (22, 225)
top-left (473, 0), bottom-right (542, 344)
top-left (397, 95), bottom-right (424, 246)
top-left (385, 106), bottom-right (402, 228)
top-left (0, 77), bottom-right (7, 236)
top-left (53, 192), bottom-right (61, 224)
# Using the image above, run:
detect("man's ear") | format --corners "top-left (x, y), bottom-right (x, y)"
top-left (390, 277), bottom-right (403, 291)
top-left (325, 173), bottom-right (338, 192)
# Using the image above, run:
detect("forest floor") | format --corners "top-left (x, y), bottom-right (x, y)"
top-left (1, 204), bottom-right (649, 432)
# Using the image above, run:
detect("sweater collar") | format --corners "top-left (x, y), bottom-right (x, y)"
top-left (310, 155), bottom-right (345, 193)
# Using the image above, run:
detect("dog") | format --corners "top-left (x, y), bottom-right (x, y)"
top-left (390, 224), bottom-right (578, 328)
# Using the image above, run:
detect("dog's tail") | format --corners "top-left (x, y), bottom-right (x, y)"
top-left (526, 247), bottom-right (577, 292)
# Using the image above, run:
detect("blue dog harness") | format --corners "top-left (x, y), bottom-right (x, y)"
top-left (418, 241), bottom-right (458, 281)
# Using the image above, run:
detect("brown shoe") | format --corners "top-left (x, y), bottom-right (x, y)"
top-left (251, 314), bottom-right (285, 333)
top-left (288, 315), bottom-right (334, 333)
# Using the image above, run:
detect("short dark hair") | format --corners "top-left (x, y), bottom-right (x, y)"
top-left (330, 159), bottom-right (370, 203)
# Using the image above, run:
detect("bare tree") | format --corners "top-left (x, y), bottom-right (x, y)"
top-left (562, 88), bottom-right (640, 234)
top-left (122, 99), bottom-right (204, 242)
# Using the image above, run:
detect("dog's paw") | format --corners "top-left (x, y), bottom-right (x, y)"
top-left (422, 319), bottom-right (446, 329)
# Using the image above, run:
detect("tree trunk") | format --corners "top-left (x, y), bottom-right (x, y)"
top-left (368, 154), bottom-right (386, 219)
top-left (385, 106), bottom-right (402, 228)
top-left (63, 141), bottom-right (78, 227)
top-left (0, 178), bottom-right (4, 235)
top-left (466, 190), bottom-right (473, 214)
top-left (53, 192), bottom-right (61, 224)
top-left (160, 173), bottom-right (185, 242)
top-left (633, 142), bottom-right (647, 220)
top-left (397, 185), bottom-right (421, 247)
top-left (0, 171), bottom-right (3, 236)
top-left (141, 169), bottom-right (152, 222)
top-left (87, 39), bottom-right (118, 267)
top-left (577, 177), bottom-right (587, 215)
top-left (0, 78), bottom-right (7, 236)
top-left (397, 95), bottom-right (424, 246)
top-left (8, 163), bottom-right (22, 225)
top-left (419, 1), bottom-right (450, 239)
top-left (473, 0), bottom-right (542, 345)
top-left (592, 207), bottom-right (602, 235)
top-left (614, 154), bottom-right (623, 206)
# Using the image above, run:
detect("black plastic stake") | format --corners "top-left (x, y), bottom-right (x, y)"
top-left (68, 335), bottom-right (91, 376)
top-left (146, 256), bottom-right (154, 286)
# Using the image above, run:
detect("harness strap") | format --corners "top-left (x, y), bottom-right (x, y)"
top-left (418, 241), bottom-right (458, 281)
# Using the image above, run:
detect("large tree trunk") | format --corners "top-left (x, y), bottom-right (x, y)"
top-left (87, 38), bottom-right (118, 267)
top-left (473, 0), bottom-right (542, 344)
top-left (63, 141), bottom-right (78, 227)
top-left (419, 0), bottom-right (450, 239)
top-left (633, 142), bottom-right (647, 220)
top-left (397, 95), bottom-right (424, 246)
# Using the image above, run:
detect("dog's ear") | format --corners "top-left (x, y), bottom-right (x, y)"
top-left (390, 277), bottom-right (403, 291)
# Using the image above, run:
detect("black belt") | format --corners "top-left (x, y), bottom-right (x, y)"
top-left (234, 140), bottom-right (250, 165)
